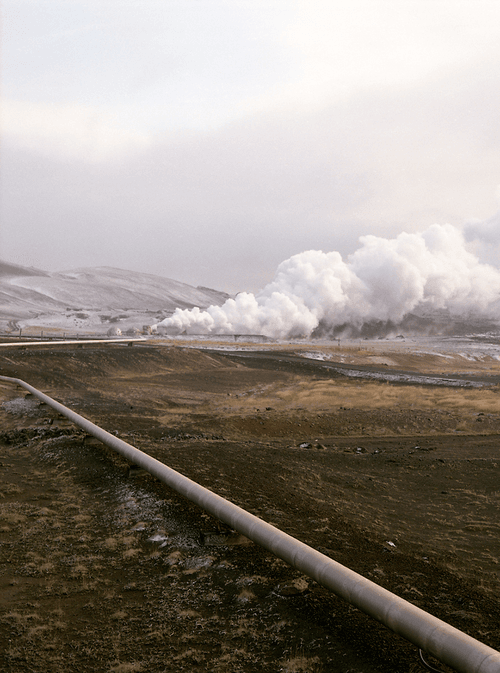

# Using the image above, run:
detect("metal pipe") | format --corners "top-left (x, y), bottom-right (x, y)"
top-left (1, 373), bottom-right (499, 673)
top-left (0, 338), bottom-right (144, 349)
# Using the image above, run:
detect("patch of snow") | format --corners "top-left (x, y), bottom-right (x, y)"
top-left (458, 352), bottom-right (480, 361)
top-left (412, 351), bottom-right (455, 359)
top-left (336, 368), bottom-right (488, 388)
top-left (2, 397), bottom-right (42, 416)
top-left (299, 351), bottom-right (330, 361)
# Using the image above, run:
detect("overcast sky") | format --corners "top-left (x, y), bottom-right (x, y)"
top-left (1, 0), bottom-right (500, 293)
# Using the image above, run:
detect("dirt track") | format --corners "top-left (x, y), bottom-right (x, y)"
top-left (1, 342), bottom-right (500, 672)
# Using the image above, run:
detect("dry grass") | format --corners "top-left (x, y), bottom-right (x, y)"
top-left (218, 377), bottom-right (500, 417)
top-left (109, 662), bottom-right (144, 672)
top-left (303, 379), bottom-right (500, 412)
top-left (280, 654), bottom-right (322, 672)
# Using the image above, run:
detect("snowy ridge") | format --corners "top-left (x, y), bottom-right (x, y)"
top-left (0, 260), bottom-right (230, 333)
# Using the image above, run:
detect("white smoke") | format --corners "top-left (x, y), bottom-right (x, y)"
top-left (154, 224), bottom-right (500, 339)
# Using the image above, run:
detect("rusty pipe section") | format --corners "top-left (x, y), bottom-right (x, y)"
top-left (1, 374), bottom-right (499, 673)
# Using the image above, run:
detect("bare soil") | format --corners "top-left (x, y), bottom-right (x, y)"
top-left (1, 342), bottom-right (499, 672)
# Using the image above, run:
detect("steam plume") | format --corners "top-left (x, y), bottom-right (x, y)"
top-left (154, 224), bottom-right (500, 339)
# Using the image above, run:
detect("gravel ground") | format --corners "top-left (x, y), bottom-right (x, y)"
top-left (1, 342), bottom-right (499, 672)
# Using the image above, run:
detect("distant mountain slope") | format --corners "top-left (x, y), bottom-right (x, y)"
top-left (0, 260), bottom-right (50, 278)
top-left (0, 261), bottom-right (230, 323)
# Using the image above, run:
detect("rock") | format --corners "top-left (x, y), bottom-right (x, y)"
top-left (277, 578), bottom-right (309, 596)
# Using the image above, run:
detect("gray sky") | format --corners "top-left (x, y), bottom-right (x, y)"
top-left (1, 0), bottom-right (500, 293)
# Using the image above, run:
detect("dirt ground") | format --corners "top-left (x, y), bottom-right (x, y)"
top-left (0, 340), bottom-right (499, 672)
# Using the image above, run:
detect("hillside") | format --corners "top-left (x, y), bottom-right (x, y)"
top-left (0, 261), bottom-right (230, 335)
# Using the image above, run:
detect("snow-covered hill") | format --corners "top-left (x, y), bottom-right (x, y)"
top-left (0, 261), bottom-right (230, 335)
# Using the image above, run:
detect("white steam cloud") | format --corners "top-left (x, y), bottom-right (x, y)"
top-left (154, 224), bottom-right (500, 339)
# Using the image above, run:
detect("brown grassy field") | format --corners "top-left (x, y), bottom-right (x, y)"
top-left (1, 341), bottom-right (499, 672)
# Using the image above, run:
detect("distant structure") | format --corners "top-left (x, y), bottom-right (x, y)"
top-left (150, 329), bottom-right (273, 343)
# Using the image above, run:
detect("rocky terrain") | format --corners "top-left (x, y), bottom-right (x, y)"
top-left (1, 338), bottom-right (500, 672)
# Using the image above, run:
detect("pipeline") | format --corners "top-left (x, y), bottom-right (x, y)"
top-left (1, 373), bottom-right (499, 673)
top-left (0, 337), bottom-right (145, 348)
